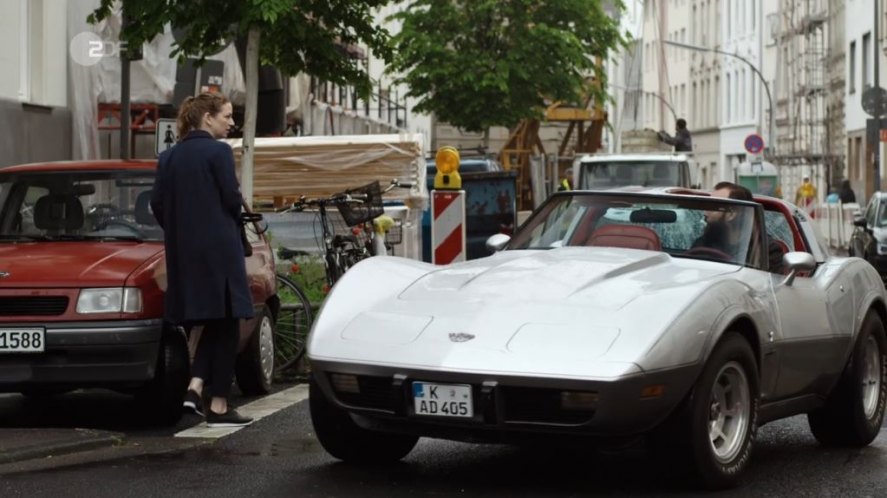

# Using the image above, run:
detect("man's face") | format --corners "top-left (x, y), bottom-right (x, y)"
top-left (704, 187), bottom-right (733, 223)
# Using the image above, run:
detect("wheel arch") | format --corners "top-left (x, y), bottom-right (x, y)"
top-left (705, 313), bottom-right (762, 374)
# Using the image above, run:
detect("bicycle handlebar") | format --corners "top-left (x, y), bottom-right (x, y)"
top-left (277, 179), bottom-right (414, 213)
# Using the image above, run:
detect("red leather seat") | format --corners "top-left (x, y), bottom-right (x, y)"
top-left (774, 239), bottom-right (790, 256)
top-left (586, 225), bottom-right (662, 251)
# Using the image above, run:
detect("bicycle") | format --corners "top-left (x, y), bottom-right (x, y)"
top-left (273, 273), bottom-right (313, 372)
top-left (239, 212), bottom-right (314, 373)
top-left (277, 179), bottom-right (413, 289)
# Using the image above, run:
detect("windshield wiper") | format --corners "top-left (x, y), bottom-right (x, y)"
top-left (79, 234), bottom-right (144, 242)
top-left (0, 234), bottom-right (53, 241)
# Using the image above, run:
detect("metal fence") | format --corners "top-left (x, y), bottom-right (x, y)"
top-left (812, 202), bottom-right (861, 250)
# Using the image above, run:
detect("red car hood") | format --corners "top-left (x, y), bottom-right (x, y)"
top-left (0, 242), bottom-right (164, 288)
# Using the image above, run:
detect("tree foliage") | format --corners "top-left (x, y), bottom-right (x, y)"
top-left (388, 0), bottom-right (627, 132)
top-left (88, 0), bottom-right (394, 95)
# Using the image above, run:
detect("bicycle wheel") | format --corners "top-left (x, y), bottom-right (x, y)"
top-left (274, 273), bottom-right (313, 372)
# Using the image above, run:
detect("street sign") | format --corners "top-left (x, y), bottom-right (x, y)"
top-left (744, 133), bottom-right (764, 154)
top-left (155, 118), bottom-right (178, 157)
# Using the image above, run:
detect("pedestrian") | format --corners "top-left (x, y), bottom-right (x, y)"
top-left (839, 179), bottom-right (857, 204)
top-left (150, 92), bottom-right (254, 428)
top-left (558, 167), bottom-right (573, 191)
top-left (794, 176), bottom-right (818, 218)
top-left (657, 118), bottom-right (693, 152)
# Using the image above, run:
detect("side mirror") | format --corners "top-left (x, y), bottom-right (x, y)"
top-left (782, 251), bottom-right (816, 286)
top-left (853, 216), bottom-right (867, 228)
top-left (486, 233), bottom-right (511, 253)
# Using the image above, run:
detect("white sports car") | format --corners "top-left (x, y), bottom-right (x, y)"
top-left (307, 188), bottom-right (887, 489)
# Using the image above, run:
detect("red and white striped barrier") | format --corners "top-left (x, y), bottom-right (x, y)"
top-left (431, 190), bottom-right (466, 265)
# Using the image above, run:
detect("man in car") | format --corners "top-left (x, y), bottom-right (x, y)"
top-left (700, 182), bottom-right (784, 273)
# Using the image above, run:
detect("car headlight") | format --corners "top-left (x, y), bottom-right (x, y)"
top-left (76, 288), bottom-right (142, 314)
top-left (878, 243), bottom-right (887, 255)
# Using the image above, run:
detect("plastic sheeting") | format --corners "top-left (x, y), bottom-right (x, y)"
top-left (67, 0), bottom-right (245, 159)
top-left (223, 134), bottom-right (428, 206)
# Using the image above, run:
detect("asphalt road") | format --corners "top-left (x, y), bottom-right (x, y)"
top-left (2, 395), bottom-right (887, 497)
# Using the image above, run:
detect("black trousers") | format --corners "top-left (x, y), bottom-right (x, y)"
top-left (190, 318), bottom-right (239, 398)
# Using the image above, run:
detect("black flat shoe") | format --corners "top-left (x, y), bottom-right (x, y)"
top-left (206, 408), bottom-right (253, 428)
top-left (182, 389), bottom-right (204, 417)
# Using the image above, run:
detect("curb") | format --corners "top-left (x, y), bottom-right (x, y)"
top-left (0, 429), bottom-right (123, 465)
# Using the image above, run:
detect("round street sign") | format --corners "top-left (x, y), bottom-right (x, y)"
top-left (744, 133), bottom-right (764, 154)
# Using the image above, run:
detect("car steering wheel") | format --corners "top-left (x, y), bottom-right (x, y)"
top-left (683, 246), bottom-right (733, 261)
top-left (94, 218), bottom-right (145, 237)
top-left (87, 203), bottom-right (121, 218)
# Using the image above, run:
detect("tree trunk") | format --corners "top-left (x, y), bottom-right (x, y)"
top-left (241, 27), bottom-right (261, 209)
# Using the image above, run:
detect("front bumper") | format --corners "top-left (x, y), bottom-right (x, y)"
top-left (0, 319), bottom-right (164, 390)
top-left (312, 359), bottom-right (699, 442)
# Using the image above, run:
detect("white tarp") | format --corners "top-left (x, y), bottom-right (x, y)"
top-left (223, 134), bottom-right (427, 207)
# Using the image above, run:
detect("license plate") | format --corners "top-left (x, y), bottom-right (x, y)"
top-left (412, 382), bottom-right (473, 418)
top-left (0, 328), bottom-right (45, 353)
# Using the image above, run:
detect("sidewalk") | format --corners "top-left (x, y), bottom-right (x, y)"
top-left (0, 428), bottom-right (123, 464)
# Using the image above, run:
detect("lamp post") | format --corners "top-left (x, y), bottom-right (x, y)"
top-left (608, 84), bottom-right (678, 121)
top-left (663, 40), bottom-right (774, 157)
top-left (646, 91), bottom-right (678, 122)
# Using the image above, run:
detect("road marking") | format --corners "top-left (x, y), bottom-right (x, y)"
top-left (175, 384), bottom-right (309, 439)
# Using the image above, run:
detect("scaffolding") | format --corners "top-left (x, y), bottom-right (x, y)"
top-left (773, 0), bottom-right (841, 202)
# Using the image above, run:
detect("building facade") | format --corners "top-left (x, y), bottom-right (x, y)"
top-left (719, 0), bottom-right (762, 181)
top-left (689, 0), bottom-right (723, 189)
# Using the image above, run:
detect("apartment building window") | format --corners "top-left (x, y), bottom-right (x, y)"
top-left (681, 28), bottom-right (687, 60)
top-left (726, 74), bottom-right (732, 123)
top-left (864, 32), bottom-right (872, 88)
top-left (751, 0), bottom-right (755, 31)
top-left (726, 0), bottom-right (732, 38)
top-left (751, 73), bottom-right (756, 120)
top-left (693, 6), bottom-right (698, 45)
top-left (699, 2), bottom-right (711, 46)
top-left (703, 80), bottom-right (709, 127)
top-left (849, 40), bottom-right (857, 93)
top-left (681, 84), bottom-right (686, 118)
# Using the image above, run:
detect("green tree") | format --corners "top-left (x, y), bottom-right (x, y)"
top-left (89, 0), bottom-right (393, 206)
top-left (388, 0), bottom-right (627, 134)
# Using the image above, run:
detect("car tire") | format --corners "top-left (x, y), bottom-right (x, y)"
top-left (135, 328), bottom-right (190, 426)
top-left (649, 333), bottom-right (759, 490)
top-left (236, 306), bottom-right (274, 396)
top-left (309, 375), bottom-right (418, 463)
top-left (808, 312), bottom-right (887, 447)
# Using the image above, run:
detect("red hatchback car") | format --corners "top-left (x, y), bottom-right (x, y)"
top-left (0, 160), bottom-right (280, 424)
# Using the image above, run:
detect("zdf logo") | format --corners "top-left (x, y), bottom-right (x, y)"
top-left (69, 32), bottom-right (128, 66)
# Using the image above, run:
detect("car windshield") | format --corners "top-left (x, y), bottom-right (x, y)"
top-left (579, 161), bottom-right (684, 188)
top-left (0, 170), bottom-right (161, 242)
top-left (877, 201), bottom-right (887, 228)
top-left (508, 192), bottom-right (763, 268)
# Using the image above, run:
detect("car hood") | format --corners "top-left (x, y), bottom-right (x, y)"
top-left (399, 247), bottom-right (736, 307)
top-left (0, 242), bottom-right (163, 287)
top-left (310, 248), bottom-right (740, 379)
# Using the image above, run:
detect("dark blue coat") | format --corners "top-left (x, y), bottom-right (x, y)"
top-left (150, 130), bottom-right (254, 323)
